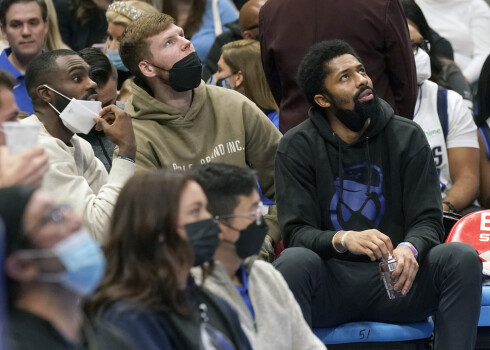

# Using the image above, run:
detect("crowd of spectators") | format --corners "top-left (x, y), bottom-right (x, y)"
top-left (1, 0), bottom-right (490, 349)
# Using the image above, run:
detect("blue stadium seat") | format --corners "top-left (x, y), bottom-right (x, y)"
top-left (313, 319), bottom-right (434, 345)
top-left (479, 286), bottom-right (490, 326)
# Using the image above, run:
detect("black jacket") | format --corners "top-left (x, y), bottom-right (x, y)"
top-left (53, 0), bottom-right (108, 51)
top-left (102, 277), bottom-right (252, 350)
top-left (275, 99), bottom-right (443, 262)
top-left (8, 308), bottom-right (135, 350)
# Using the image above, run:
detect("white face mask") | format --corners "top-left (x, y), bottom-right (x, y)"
top-left (44, 85), bottom-right (102, 134)
top-left (414, 49), bottom-right (432, 85)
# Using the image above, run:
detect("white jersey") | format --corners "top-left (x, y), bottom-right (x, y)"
top-left (413, 80), bottom-right (478, 198)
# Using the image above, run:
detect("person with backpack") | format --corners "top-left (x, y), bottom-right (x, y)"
top-left (409, 20), bottom-right (480, 215)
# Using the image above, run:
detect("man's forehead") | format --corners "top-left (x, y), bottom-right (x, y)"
top-left (149, 24), bottom-right (182, 43)
top-left (239, 3), bottom-right (261, 29)
top-left (56, 55), bottom-right (90, 71)
top-left (327, 54), bottom-right (363, 74)
top-left (6, 1), bottom-right (43, 20)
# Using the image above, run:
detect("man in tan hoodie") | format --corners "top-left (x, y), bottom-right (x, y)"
top-left (119, 13), bottom-right (282, 257)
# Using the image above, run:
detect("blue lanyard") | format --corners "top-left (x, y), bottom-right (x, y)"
top-left (235, 264), bottom-right (255, 320)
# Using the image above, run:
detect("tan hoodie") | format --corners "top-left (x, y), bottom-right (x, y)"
top-left (125, 80), bottom-right (282, 200)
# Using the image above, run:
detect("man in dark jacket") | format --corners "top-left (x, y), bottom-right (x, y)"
top-left (273, 40), bottom-right (481, 350)
top-left (259, 0), bottom-right (417, 133)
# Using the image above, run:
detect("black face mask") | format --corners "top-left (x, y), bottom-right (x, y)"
top-left (148, 52), bottom-right (202, 92)
top-left (185, 218), bottom-right (220, 266)
top-left (234, 220), bottom-right (269, 260)
top-left (330, 86), bottom-right (380, 132)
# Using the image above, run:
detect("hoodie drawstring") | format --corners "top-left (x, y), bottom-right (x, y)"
top-left (338, 138), bottom-right (345, 203)
top-left (337, 136), bottom-right (372, 201)
top-left (364, 137), bottom-right (372, 195)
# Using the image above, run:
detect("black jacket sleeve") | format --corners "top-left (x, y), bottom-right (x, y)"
top-left (275, 136), bottom-right (339, 259)
top-left (401, 134), bottom-right (444, 261)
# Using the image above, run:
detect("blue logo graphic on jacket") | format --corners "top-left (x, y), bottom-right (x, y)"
top-left (330, 163), bottom-right (385, 230)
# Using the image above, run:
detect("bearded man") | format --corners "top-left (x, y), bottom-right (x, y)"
top-left (272, 39), bottom-right (482, 350)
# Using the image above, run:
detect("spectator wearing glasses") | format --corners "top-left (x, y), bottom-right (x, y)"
top-left (87, 169), bottom-right (252, 350)
top-left (408, 18), bottom-right (480, 215)
top-left (0, 186), bottom-right (135, 349)
top-left (400, 0), bottom-right (473, 109)
top-left (192, 163), bottom-right (324, 350)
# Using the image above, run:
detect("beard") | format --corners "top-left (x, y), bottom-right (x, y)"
top-left (332, 86), bottom-right (381, 132)
top-left (52, 92), bottom-right (71, 114)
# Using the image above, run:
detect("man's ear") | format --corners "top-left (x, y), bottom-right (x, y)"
top-left (242, 30), bottom-right (254, 40)
top-left (216, 221), bottom-right (226, 240)
top-left (0, 25), bottom-right (6, 38)
top-left (4, 254), bottom-right (40, 283)
top-left (36, 85), bottom-right (54, 104)
top-left (314, 93), bottom-right (331, 108)
top-left (139, 60), bottom-right (157, 78)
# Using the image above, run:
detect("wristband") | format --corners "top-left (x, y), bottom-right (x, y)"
top-left (442, 201), bottom-right (456, 213)
top-left (398, 242), bottom-right (418, 259)
top-left (341, 231), bottom-right (352, 250)
top-left (117, 155), bottom-right (135, 163)
top-left (332, 231), bottom-right (347, 253)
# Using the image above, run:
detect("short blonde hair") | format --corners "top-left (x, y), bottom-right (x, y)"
top-left (120, 13), bottom-right (174, 82)
top-left (222, 40), bottom-right (278, 113)
top-left (106, 1), bottom-right (160, 27)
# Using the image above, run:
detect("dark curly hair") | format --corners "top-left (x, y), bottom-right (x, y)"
top-left (297, 39), bottom-right (361, 108)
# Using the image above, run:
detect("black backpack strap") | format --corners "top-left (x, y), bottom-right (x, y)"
top-left (437, 85), bottom-right (449, 141)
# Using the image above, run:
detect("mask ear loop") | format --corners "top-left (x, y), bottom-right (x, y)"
top-left (48, 102), bottom-right (62, 115)
top-left (43, 85), bottom-right (69, 116)
top-left (43, 84), bottom-right (71, 101)
top-left (14, 249), bottom-right (65, 282)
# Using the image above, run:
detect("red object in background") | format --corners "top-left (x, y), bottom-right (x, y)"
top-left (274, 240), bottom-right (284, 259)
top-left (445, 210), bottom-right (490, 261)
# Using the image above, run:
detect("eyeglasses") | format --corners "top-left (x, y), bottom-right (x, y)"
top-left (411, 39), bottom-right (431, 54)
top-left (245, 24), bottom-right (259, 31)
top-left (40, 204), bottom-right (71, 226)
top-left (214, 202), bottom-right (264, 225)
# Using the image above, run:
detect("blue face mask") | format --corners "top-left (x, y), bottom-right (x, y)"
top-left (107, 49), bottom-right (128, 72)
top-left (217, 77), bottom-right (233, 89)
top-left (18, 228), bottom-right (106, 296)
top-left (206, 74), bottom-right (233, 89)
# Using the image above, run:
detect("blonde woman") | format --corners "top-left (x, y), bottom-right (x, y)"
top-left (105, 0), bottom-right (159, 86)
top-left (44, 0), bottom-right (70, 50)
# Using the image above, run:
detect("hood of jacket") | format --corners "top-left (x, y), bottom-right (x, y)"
top-left (125, 80), bottom-right (208, 125)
